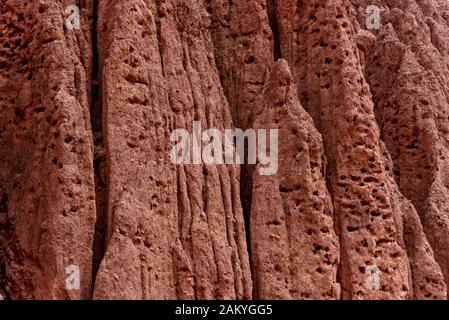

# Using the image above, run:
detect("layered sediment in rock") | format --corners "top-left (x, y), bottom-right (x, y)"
top-left (1, 0), bottom-right (448, 300)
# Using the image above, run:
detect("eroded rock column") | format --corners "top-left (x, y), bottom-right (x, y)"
top-left (0, 0), bottom-right (97, 299)
top-left (92, 0), bottom-right (252, 300)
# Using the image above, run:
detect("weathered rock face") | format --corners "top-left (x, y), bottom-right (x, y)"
top-left (356, 0), bottom-right (449, 298)
top-left (274, 0), bottom-right (447, 300)
top-left (0, 0), bottom-right (448, 300)
top-left (0, 0), bottom-right (97, 299)
top-left (92, 0), bottom-right (251, 300)
top-left (250, 60), bottom-right (340, 299)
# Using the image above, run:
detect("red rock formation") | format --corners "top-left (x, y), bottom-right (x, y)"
top-left (357, 0), bottom-right (449, 298)
top-left (250, 60), bottom-right (340, 299)
top-left (275, 0), bottom-right (446, 299)
top-left (0, 0), bottom-right (448, 300)
top-left (92, 0), bottom-right (251, 300)
top-left (0, 0), bottom-right (97, 299)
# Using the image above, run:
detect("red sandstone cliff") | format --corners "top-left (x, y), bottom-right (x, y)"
top-left (1, 0), bottom-right (449, 300)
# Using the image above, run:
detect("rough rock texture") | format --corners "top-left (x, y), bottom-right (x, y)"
top-left (1, 0), bottom-right (449, 300)
top-left (355, 0), bottom-right (449, 299)
top-left (275, 0), bottom-right (446, 300)
top-left (250, 60), bottom-right (340, 299)
top-left (0, 0), bottom-right (96, 299)
top-left (92, 0), bottom-right (251, 300)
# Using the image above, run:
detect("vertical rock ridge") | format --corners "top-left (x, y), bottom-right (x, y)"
top-left (352, 0), bottom-right (449, 298)
top-left (206, 0), bottom-right (277, 297)
top-left (1, 0), bottom-right (449, 300)
top-left (92, 0), bottom-right (251, 300)
top-left (276, 0), bottom-right (424, 299)
top-left (207, 0), bottom-right (341, 299)
top-left (250, 60), bottom-right (340, 299)
top-left (0, 0), bottom-right (97, 299)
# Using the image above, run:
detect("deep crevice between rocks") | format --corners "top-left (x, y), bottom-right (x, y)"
top-left (90, 0), bottom-right (107, 294)
top-left (267, 0), bottom-right (281, 61)
top-left (240, 162), bottom-right (255, 298)
top-left (240, 0), bottom-right (284, 299)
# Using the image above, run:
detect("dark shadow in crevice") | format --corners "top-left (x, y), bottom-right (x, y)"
top-left (240, 165), bottom-right (254, 296)
top-left (89, 0), bottom-right (107, 294)
top-left (267, 0), bottom-right (282, 60)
